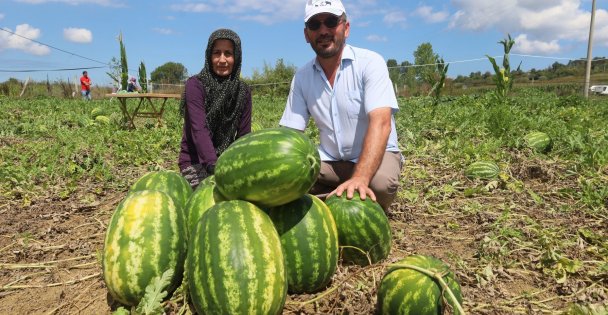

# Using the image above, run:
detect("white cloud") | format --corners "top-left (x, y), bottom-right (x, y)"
top-left (512, 34), bottom-right (561, 54)
top-left (0, 24), bottom-right (51, 55)
top-left (447, 0), bottom-right (608, 54)
top-left (366, 34), bottom-right (387, 42)
top-left (413, 5), bottom-right (449, 23)
top-left (16, 0), bottom-right (124, 7)
top-left (63, 27), bottom-right (92, 43)
top-left (152, 27), bottom-right (175, 35)
top-left (170, 3), bottom-right (211, 13)
top-left (170, 0), bottom-right (304, 23)
top-left (383, 11), bottom-right (406, 26)
top-left (0, 13), bottom-right (5, 20)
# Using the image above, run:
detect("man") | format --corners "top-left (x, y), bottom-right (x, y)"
top-left (280, 0), bottom-right (402, 210)
top-left (80, 71), bottom-right (92, 100)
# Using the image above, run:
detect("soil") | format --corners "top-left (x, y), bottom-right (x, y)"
top-left (0, 155), bottom-right (606, 314)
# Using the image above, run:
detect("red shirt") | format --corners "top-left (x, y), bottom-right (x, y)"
top-left (80, 76), bottom-right (91, 91)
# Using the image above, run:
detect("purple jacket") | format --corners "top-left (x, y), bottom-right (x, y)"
top-left (178, 77), bottom-right (252, 171)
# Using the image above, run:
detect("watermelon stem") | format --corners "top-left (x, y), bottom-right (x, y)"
top-left (388, 263), bottom-right (466, 315)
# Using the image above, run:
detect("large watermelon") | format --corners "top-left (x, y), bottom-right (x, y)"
top-left (183, 179), bottom-right (225, 235)
top-left (103, 190), bottom-right (187, 306)
top-left (187, 200), bottom-right (287, 315)
top-left (464, 161), bottom-right (500, 180)
top-left (524, 131), bottom-right (552, 153)
top-left (324, 192), bottom-right (392, 266)
top-left (265, 194), bottom-right (339, 293)
top-left (377, 255), bottom-right (463, 315)
top-left (129, 170), bottom-right (192, 208)
top-left (214, 127), bottom-right (320, 207)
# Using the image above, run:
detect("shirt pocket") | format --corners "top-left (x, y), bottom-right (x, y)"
top-left (346, 90), bottom-right (364, 119)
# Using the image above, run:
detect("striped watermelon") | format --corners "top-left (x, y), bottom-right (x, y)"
top-left (324, 192), bottom-right (392, 266)
top-left (377, 255), bottom-right (463, 315)
top-left (265, 194), bottom-right (339, 293)
top-left (464, 161), bottom-right (500, 180)
top-left (524, 131), bottom-right (552, 153)
top-left (130, 170), bottom-right (192, 208)
top-left (215, 127), bottom-right (320, 207)
top-left (183, 179), bottom-right (225, 235)
top-left (187, 200), bottom-right (287, 315)
top-left (102, 190), bottom-right (187, 306)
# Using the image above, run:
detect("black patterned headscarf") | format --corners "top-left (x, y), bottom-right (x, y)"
top-left (181, 28), bottom-right (248, 156)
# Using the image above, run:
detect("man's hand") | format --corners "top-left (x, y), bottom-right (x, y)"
top-left (329, 176), bottom-right (376, 201)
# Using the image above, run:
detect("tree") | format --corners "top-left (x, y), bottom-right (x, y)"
top-left (386, 59), bottom-right (400, 87)
top-left (151, 62), bottom-right (188, 84)
top-left (413, 42), bottom-right (439, 82)
top-left (247, 58), bottom-right (296, 97)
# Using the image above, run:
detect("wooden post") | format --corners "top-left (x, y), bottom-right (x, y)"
top-left (584, 0), bottom-right (596, 98)
top-left (19, 77), bottom-right (30, 98)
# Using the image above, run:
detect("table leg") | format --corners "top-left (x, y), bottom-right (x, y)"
top-left (117, 98), bottom-right (136, 129)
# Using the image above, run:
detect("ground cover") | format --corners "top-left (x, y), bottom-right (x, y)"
top-left (0, 91), bottom-right (606, 314)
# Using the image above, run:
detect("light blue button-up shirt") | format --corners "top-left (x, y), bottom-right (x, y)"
top-left (280, 44), bottom-right (400, 162)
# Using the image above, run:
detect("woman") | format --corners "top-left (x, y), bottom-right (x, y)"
top-left (178, 29), bottom-right (252, 188)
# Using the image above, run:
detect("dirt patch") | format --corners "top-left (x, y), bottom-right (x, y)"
top-left (0, 157), bottom-right (606, 314)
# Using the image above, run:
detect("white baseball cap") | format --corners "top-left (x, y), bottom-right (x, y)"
top-left (304, 0), bottom-right (346, 22)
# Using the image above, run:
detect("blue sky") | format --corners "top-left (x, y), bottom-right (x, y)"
top-left (1, 0), bottom-right (607, 86)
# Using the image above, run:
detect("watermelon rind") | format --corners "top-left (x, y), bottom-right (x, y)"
top-left (524, 131), bottom-right (552, 153)
top-left (464, 161), bottom-right (500, 180)
top-left (187, 200), bottom-right (287, 315)
top-left (102, 190), bottom-right (187, 306)
top-left (324, 192), bottom-right (392, 266)
top-left (129, 170), bottom-right (192, 209)
top-left (377, 254), bottom-right (463, 315)
top-left (265, 194), bottom-right (339, 293)
top-left (215, 127), bottom-right (320, 207)
top-left (183, 180), bottom-right (225, 235)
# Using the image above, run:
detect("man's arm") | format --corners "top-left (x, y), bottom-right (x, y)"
top-left (332, 107), bottom-right (392, 201)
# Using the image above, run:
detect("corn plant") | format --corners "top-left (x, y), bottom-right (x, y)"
top-left (486, 34), bottom-right (520, 103)
top-left (425, 56), bottom-right (449, 107)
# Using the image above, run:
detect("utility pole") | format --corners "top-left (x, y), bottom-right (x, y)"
top-left (584, 0), bottom-right (596, 98)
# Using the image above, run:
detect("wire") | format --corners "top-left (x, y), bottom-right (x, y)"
top-left (0, 27), bottom-right (110, 66)
top-left (0, 66), bottom-right (107, 73)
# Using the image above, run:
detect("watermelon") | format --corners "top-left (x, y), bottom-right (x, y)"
top-left (102, 190), bottom-right (187, 306)
top-left (95, 115), bottom-right (111, 125)
top-left (464, 161), bottom-right (500, 180)
top-left (377, 255), bottom-right (463, 315)
top-left (90, 107), bottom-right (104, 119)
top-left (187, 200), bottom-right (287, 315)
top-left (183, 179), bottom-right (225, 235)
top-left (524, 131), bottom-right (552, 153)
top-left (215, 127), bottom-right (320, 207)
top-left (130, 170), bottom-right (192, 208)
top-left (265, 194), bottom-right (339, 293)
top-left (324, 192), bottom-right (392, 266)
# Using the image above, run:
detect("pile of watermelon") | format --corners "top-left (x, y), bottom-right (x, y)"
top-left (101, 127), bottom-right (463, 314)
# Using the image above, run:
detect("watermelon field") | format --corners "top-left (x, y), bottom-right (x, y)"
top-left (0, 89), bottom-right (607, 314)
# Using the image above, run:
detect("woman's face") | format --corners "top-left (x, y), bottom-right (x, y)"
top-left (211, 39), bottom-right (235, 77)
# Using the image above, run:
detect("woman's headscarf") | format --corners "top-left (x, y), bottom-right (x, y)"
top-left (182, 28), bottom-right (248, 157)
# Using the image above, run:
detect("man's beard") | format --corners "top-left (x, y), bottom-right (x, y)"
top-left (311, 34), bottom-right (345, 59)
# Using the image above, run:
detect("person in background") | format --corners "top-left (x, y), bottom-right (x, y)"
top-left (127, 77), bottom-right (139, 92)
top-left (178, 29), bottom-right (252, 188)
top-left (80, 71), bottom-right (91, 100)
top-left (279, 0), bottom-right (402, 211)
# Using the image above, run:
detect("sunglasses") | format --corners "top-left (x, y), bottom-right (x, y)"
top-left (305, 15), bottom-right (342, 31)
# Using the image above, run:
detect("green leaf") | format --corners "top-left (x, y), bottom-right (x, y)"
top-left (112, 307), bottom-right (131, 315)
top-left (134, 268), bottom-right (174, 315)
top-left (564, 303), bottom-right (608, 315)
